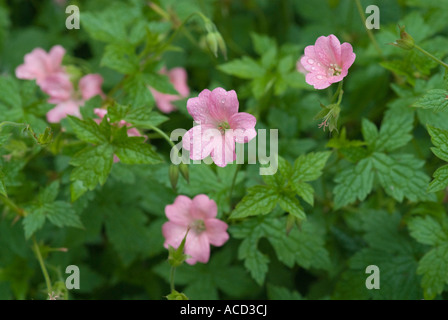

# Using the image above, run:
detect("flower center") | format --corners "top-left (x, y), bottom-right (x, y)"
top-left (217, 121), bottom-right (230, 134)
top-left (329, 63), bottom-right (342, 76)
top-left (190, 219), bottom-right (206, 234)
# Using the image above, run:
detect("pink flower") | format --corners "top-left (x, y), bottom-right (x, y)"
top-left (162, 194), bottom-right (229, 265)
top-left (93, 108), bottom-right (144, 162)
top-left (43, 73), bottom-right (105, 123)
top-left (149, 67), bottom-right (190, 113)
top-left (182, 87), bottom-right (256, 167)
top-left (300, 34), bottom-right (356, 90)
top-left (15, 45), bottom-right (66, 86)
top-left (296, 55), bottom-right (308, 75)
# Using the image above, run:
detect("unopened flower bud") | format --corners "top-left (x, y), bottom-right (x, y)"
top-left (179, 163), bottom-right (189, 183)
top-left (37, 127), bottom-right (53, 146)
top-left (166, 290), bottom-right (189, 300)
top-left (389, 25), bottom-right (415, 50)
top-left (169, 164), bottom-right (179, 190)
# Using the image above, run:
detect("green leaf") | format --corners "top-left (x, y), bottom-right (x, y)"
top-left (239, 238), bottom-right (270, 286)
top-left (113, 135), bottom-right (162, 164)
top-left (278, 192), bottom-right (306, 221)
top-left (361, 118), bottom-right (379, 147)
top-left (218, 56), bottom-right (265, 79)
top-left (428, 165), bottom-right (448, 193)
top-left (375, 111), bottom-right (414, 152)
top-left (291, 181), bottom-right (314, 206)
top-left (37, 181), bottom-right (59, 204)
top-left (70, 144), bottom-right (114, 200)
top-left (291, 151), bottom-right (331, 182)
top-left (123, 73), bottom-right (155, 108)
top-left (104, 208), bottom-right (152, 265)
top-left (427, 125), bottom-right (448, 162)
top-left (417, 244), bottom-right (448, 300)
top-left (372, 153), bottom-right (434, 202)
top-left (107, 103), bottom-right (169, 128)
top-left (333, 158), bottom-right (374, 209)
top-left (414, 89), bottom-right (448, 111)
top-left (231, 216), bottom-right (330, 285)
top-left (144, 72), bottom-right (178, 95)
top-left (0, 76), bottom-right (21, 108)
top-left (267, 284), bottom-right (303, 300)
top-left (408, 216), bottom-right (448, 246)
top-left (229, 185), bottom-right (278, 219)
top-left (251, 33), bottom-right (276, 56)
top-left (22, 210), bottom-right (45, 239)
top-left (101, 44), bottom-right (139, 74)
top-left (81, 4), bottom-right (140, 43)
top-left (67, 116), bottom-right (110, 144)
top-left (46, 202), bottom-right (83, 229)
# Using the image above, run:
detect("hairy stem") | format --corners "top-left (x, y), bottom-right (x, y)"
top-left (32, 236), bottom-right (52, 294)
top-left (148, 125), bottom-right (175, 148)
top-left (414, 44), bottom-right (448, 70)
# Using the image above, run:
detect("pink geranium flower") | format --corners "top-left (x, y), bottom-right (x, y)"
top-left (162, 194), bottom-right (229, 265)
top-left (300, 34), bottom-right (356, 89)
top-left (149, 67), bottom-right (190, 113)
top-left (42, 73), bottom-right (105, 123)
top-left (93, 108), bottom-right (144, 162)
top-left (182, 87), bottom-right (256, 167)
top-left (15, 45), bottom-right (66, 86)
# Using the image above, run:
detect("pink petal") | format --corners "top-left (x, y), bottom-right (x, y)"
top-left (79, 74), bottom-right (105, 101)
top-left (150, 88), bottom-right (177, 113)
top-left (208, 88), bottom-right (239, 122)
top-left (165, 195), bottom-right (193, 225)
top-left (204, 219), bottom-right (229, 246)
top-left (40, 72), bottom-right (73, 103)
top-left (46, 100), bottom-right (81, 123)
top-left (169, 67), bottom-right (190, 97)
top-left (305, 72), bottom-right (332, 90)
top-left (340, 42), bottom-right (356, 71)
top-left (162, 221), bottom-right (189, 250)
top-left (16, 48), bottom-right (49, 82)
top-left (48, 45), bottom-right (66, 72)
top-left (182, 124), bottom-right (221, 161)
top-left (126, 127), bottom-right (142, 137)
top-left (186, 89), bottom-right (212, 123)
top-left (314, 34), bottom-right (341, 67)
top-left (229, 112), bottom-right (257, 143)
top-left (210, 130), bottom-right (236, 167)
top-left (94, 108), bottom-right (108, 119)
top-left (184, 232), bottom-right (210, 264)
top-left (190, 194), bottom-right (218, 220)
top-left (296, 57), bottom-right (308, 75)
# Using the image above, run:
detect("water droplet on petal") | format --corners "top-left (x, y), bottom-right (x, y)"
top-left (308, 59), bottom-right (314, 64)
top-left (221, 99), bottom-right (225, 104)
top-left (317, 75), bottom-right (324, 80)
top-left (311, 67), bottom-right (316, 71)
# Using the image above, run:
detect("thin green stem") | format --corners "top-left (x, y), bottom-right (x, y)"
top-left (414, 44), bottom-right (448, 70)
top-left (227, 164), bottom-right (241, 211)
top-left (331, 81), bottom-right (344, 105)
top-left (0, 121), bottom-right (26, 130)
top-left (32, 236), bottom-right (52, 294)
top-left (148, 125), bottom-right (175, 148)
top-left (0, 195), bottom-right (25, 216)
top-left (355, 0), bottom-right (383, 56)
top-left (170, 266), bottom-right (176, 293)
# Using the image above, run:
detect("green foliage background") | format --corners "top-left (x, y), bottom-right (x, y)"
top-left (0, 0), bottom-right (448, 300)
